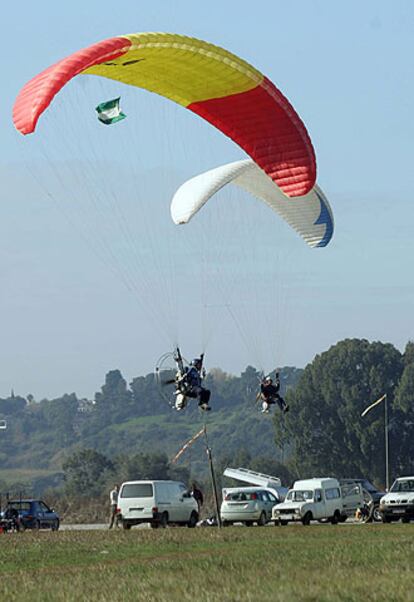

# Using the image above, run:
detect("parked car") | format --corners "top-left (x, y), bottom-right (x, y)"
top-left (117, 480), bottom-right (199, 529)
top-left (340, 478), bottom-right (385, 521)
top-left (221, 486), bottom-right (280, 526)
top-left (2, 499), bottom-right (60, 531)
top-left (272, 478), bottom-right (344, 525)
top-left (379, 476), bottom-right (414, 523)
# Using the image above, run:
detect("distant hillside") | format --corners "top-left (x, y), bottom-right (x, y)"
top-left (0, 366), bottom-right (302, 492)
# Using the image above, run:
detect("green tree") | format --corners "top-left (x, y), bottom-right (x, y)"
top-left (275, 339), bottom-right (404, 485)
top-left (94, 370), bottom-right (133, 422)
top-left (63, 448), bottom-right (114, 497)
top-left (393, 354), bottom-right (414, 476)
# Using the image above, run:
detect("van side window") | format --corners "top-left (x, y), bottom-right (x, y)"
top-left (325, 487), bottom-right (340, 500)
top-left (314, 489), bottom-right (322, 503)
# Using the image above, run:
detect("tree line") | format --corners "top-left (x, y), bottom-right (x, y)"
top-left (0, 338), bottom-right (413, 497)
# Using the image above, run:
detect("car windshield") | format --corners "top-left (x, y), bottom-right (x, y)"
top-left (360, 480), bottom-right (378, 493)
top-left (286, 490), bottom-right (313, 502)
top-left (121, 484), bottom-right (153, 498)
top-left (390, 479), bottom-right (414, 493)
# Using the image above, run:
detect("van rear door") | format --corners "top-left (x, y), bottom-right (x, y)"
top-left (341, 483), bottom-right (364, 516)
top-left (120, 482), bottom-right (154, 519)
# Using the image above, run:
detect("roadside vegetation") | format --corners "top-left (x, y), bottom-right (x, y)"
top-left (0, 338), bottom-right (413, 505)
top-left (0, 524), bottom-right (412, 601)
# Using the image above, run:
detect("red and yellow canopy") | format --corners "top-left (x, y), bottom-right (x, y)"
top-left (13, 32), bottom-right (316, 197)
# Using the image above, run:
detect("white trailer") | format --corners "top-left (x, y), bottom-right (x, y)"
top-left (223, 467), bottom-right (287, 501)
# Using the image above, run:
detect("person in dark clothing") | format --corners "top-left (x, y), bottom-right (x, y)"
top-left (260, 373), bottom-right (289, 414)
top-left (3, 505), bottom-right (20, 531)
top-left (190, 482), bottom-right (204, 514)
top-left (175, 355), bottom-right (211, 411)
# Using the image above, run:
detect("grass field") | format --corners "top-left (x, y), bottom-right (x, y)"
top-left (0, 524), bottom-right (412, 601)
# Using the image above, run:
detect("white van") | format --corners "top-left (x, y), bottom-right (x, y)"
top-left (272, 478), bottom-right (343, 525)
top-left (118, 480), bottom-right (199, 529)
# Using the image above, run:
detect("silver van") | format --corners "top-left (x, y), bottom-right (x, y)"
top-left (118, 480), bottom-right (199, 529)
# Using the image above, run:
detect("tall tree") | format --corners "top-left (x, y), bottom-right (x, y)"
top-left (94, 370), bottom-right (133, 421)
top-left (63, 448), bottom-right (114, 496)
top-left (393, 342), bottom-right (414, 476)
top-left (275, 339), bottom-right (404, 485)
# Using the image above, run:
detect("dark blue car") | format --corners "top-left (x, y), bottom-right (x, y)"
top-left (4, 499), bottom-right (60, 531)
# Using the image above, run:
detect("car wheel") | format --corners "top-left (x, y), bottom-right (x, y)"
top-left (244, 521), bottom-right (253, 527)
top-left (34, 520), bottom-right (41, 531)
top-left (257, 512), bottom-right (267, 526)
top-left (372, 506), bottom-right (382, 522)
top-left (187, 511), bottom-right (198, 528)
top-left (159, 512), bottom-right (168, 528)
top-left (330, 511), bottom-right (340, 525)
top-left (402, 517), bottom-right (410, 524)
top-left (122, 521), bottom-right (132, 530)
top-left (302, 512), bottom-right (312, 526)
top-left (51, 519), bottom-right (60, 531)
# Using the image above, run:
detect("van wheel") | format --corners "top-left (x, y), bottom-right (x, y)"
top-left (122, 521), bottom-right (132, 530)
top-left (257, 512), bottom-right (267, 526)
top-left (187, 511), bottom-right (198, 528)
top-left (244, 521), bottom-right (253, 526)
top-left (302, 512), bottom-right (312, 526)
top-left (159, 512), bottom-right (169, 528)
top-left (330, 511), bottom-right (340, 525)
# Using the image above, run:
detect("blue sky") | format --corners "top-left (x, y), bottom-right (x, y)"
top-left (1, 1), bottom-right (414, 398)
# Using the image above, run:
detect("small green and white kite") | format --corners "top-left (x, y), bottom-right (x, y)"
top-left (95, 97), bottom-right (126, 125)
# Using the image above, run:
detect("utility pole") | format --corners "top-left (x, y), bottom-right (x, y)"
top-left (361, 393), bottom-right (389, 490)
top-left (204, 426), bottom-right (222, 528)
top-left (384, 394), bottom-right (389, 490)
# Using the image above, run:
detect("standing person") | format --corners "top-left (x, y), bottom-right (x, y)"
top-left (190, 482), bottom-right (204, 515)
top-left (108, 484), bottom-right (119, 529)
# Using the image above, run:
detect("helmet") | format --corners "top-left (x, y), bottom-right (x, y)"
top-left (265, 376), bottom-right (272, 383)
top-left (192, 358), bottom-right (202, 367)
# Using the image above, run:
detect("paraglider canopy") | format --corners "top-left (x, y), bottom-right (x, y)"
top-left (170, 159), bottom-right (334, 248)
top-left (13, 31), bottom-right (316, 197)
